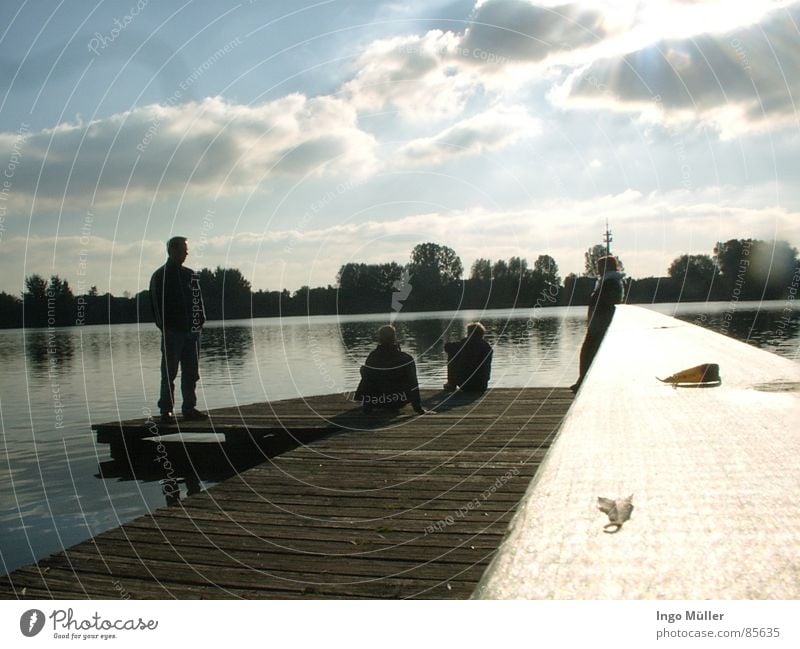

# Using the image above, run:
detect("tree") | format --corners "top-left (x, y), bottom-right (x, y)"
top-left (20, 274), bottom-right (76, 327)
top-left (562, 272), bottom-right (594, 305)
top-left (585, 244), bottom-right (623, 277)
top-left (218, 267), bottom-right (252, 319)
top-left (583, 244), bottom-right (606, 277)
top-left (337, 263), bottom-right (402, 294)
top-left (667, 254), bottom-right (718, 301)
top-left (507, 256), bottom-right (529, 278)
top-left (668, 254), bottom-right (717, 283)
top-left (24, 274), bottom-right (48, 300)
top-left (23, 274), bottom-right (49, 327)
top-left (197, 267), bottom-right (252, 320)
top-left (336, 263), bottom-right (363, 293)
top-left (49, 275), bottom-right (75, 326)
top-left (470, 258), bottom-right (492, 282)
top-left (377, 262), bottom-right (404, 293)
top-left (408, 243), bottom-right (463, 287)
top-left (714, 239), bottom-right (799, 300)
top-left (196, 268), bottom-right (217, 317)
top-left (0, 292), bottom-right (22, 328)
top-left (491, 259), bottom-right (508, 280)
top-left (335, 262), bottom-right (404, 313)
top-left (714, 239), bottom-right (749, 280)
top-left (533, 254), bottom-right (560, 286)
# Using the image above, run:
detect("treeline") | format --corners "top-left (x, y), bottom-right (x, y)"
top-left (627, 239), bottom-right (799, 303)
top-left (2, 238), bottom-right (797, 329)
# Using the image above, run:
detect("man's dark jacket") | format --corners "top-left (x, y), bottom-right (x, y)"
top-left (587, 271), bottom-right (624, 332)
top-left (355, 343), bottom-right (422, 410)
top-left (445, 337), bottom-right (492, 391)
top-left (149, 260), bottom-right (205, 331)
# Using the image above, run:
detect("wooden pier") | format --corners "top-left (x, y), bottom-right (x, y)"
top-left (0, 387), bottom-right (573, 599)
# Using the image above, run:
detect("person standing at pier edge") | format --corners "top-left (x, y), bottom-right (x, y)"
top-left (150, 236), bottom-right (207, 423)
top-left (570, 256), bottom-right (625, 393)
top-left (443, 322), bottom-right (493, 392)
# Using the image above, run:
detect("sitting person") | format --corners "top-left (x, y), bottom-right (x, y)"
top-left (354, 325), bottom-right (430, 414)
top-left (443, 322), bottom-right (493, 392)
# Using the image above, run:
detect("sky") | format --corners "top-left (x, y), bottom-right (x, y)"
top-left (0, 0), bottom-right (798, 296)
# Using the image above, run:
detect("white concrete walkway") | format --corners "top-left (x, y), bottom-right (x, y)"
top-left (476, 305), bottom-right (800, 599)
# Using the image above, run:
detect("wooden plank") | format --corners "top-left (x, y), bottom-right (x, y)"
top-left (144, 507), bottom-right (514, 536)
top-left (476, 305), bottom-right (800, 599)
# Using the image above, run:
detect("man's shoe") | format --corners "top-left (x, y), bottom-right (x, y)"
top-left (182, 408), bottom-right (209, 421)
top-left (160, 412), bottom-right (177, 424)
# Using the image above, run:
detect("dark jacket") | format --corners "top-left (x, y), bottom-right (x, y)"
top-left (150, 260), bottom-right (205, 332)
top-left (587, 271), bottom-right (624, 331)
top-left (355, 343), bottom-right (422, 411)
top-left (445, 337), bottom-right (492, 391)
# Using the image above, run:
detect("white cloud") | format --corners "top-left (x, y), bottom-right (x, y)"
top-left (397, 105), bottom-right (541, 165)
top-left (250, 185), bottom-right (800, 287)
top-left (0, 95), bottom-right (379, 212)
top-left (4, 184), bottom-right (798, 295)
top-left (555, 4), bottom-right (800, 137)
top-left (462, 0), bottom-right (608, 62)
top-left (342, 30), bottom-right (481, 120)
top-left (340, 3), bottom-right (616, 123)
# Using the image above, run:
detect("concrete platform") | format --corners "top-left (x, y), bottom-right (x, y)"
top-left (475, 305), bottom-right (800, 599)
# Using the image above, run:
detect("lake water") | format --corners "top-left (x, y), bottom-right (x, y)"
top-left (1, 301), bottom-right (798, 575)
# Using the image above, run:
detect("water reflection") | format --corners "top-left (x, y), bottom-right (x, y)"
top-left (201, 322), bottom-right (253, 369)
top-left (529, 317), bottom-right (561, 353)
top-left (668, 303), bottom-right (800, 360)
top-left (24, 329), bottom-right (75, 375)
top-left (401, 318), bottom-right (451, 357)
top-left (338, 321), bottom-right (375, 361)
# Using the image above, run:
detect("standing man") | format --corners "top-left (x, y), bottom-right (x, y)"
top-left (150, 236), bottom-right (207, 423)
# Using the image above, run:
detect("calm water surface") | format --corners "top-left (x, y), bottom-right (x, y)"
top-left (1, 301), bottom-right (798, 575)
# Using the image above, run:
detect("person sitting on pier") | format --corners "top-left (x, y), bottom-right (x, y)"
top-left (355, 325), bottom-right (431, 415)
top-left (443, 322), bottom-right (493, 392)
top-left (570, 255), bottom-right (625, 393)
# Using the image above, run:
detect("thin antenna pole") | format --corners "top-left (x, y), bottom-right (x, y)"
top-left (603, 220), bottom-right (613, 256)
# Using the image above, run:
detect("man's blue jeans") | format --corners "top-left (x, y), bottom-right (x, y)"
top-left (158, 329), bottom-right (200, 414)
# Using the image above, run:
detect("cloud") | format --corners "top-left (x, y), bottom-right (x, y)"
top-left (0, 95), bottom-right (378, 212)
top-left (462, 0), bottom-right (607, 62)
top-left (4, 183), bottom-right (798, 295)
top-left (556, 4), bottom-right (800, 137)
top-left (397, 105), bottom-right (541, 165)
top-left (340, 2), bottom-right (614, 122)
top-left (342, 30), bottom-right (481, 120)
top-left (240, 185), bottom-right (800, 287)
